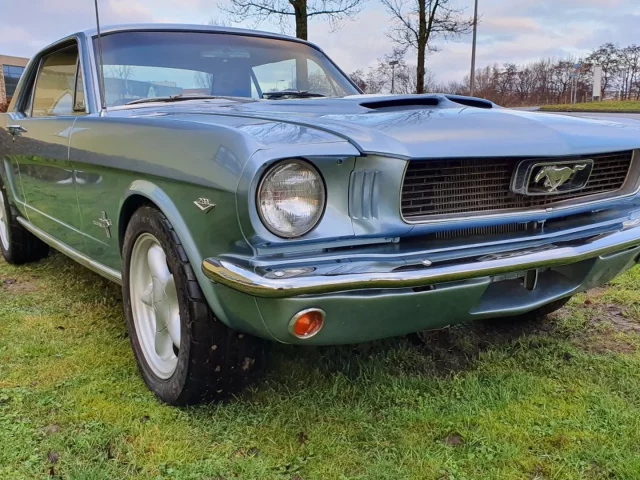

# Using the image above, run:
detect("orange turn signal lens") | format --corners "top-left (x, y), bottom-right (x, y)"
top-left (289, 308), bottom-right (325, 339)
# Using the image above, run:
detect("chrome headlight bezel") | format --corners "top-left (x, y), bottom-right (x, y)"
top-left (256, 158), bottom-right (327, 239)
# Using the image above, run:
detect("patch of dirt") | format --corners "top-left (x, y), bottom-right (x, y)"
top-left (443, 433), bottom-right (464, 446)
top-left (47, 451), bottom-right (59, 464)
top-left (593, 304), bottom-right (640, 332)
top-left (230, 447), bottom-right (260, 458)
top-left (583, 286), bottom-right (608, 301)
top-left (44, 424), bottom-right (60, 436)
top-left (577, 303), bottom-right (640, 354)
top-left (296, 432), bottom-right (308, 445)
top-left (1, 277), bottom-right (38, 294)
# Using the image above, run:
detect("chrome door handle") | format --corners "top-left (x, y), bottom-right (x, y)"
top-left (7, 125), bottom-right (27, 136)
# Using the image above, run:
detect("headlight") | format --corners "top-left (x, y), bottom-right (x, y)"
top-left (257, 159), bottom-right (326, 238)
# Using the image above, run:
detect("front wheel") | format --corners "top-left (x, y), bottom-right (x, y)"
top-left (122, 205), bottom-right (267, 405)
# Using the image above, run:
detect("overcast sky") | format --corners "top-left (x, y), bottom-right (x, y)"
top-left (1, 0), bottom-right (639, 83)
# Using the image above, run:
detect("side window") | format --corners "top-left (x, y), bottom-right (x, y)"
top-left (32, 45), bottom-right (80, 117)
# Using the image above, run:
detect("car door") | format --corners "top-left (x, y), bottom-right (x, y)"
top-left (8, 42), bottom-right (85, 252)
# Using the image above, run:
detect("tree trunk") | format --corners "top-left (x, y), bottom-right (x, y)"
top-left (416, 0), bottom-right (427, 94)
top-left (293, 0), bottom-right (308, 40)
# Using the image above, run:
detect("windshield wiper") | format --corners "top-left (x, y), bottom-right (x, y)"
top-left (126, 94), bottom-right (219, 106)
top-left (262, 90), bottom-right (326, 99)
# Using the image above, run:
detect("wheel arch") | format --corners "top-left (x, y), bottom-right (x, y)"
top-left (118, 180), bottom-right (234, 327)
top-left (118, 193), bottom-right (153, 253)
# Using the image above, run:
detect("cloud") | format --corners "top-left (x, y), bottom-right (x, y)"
top-left (0, 0), bottom-right (156, 58)
top-left (481, 16), bottom-right (542, 34)
top-left (1, 0), bottom-right (637, 84)
top-left (308, 9), bottom-right (396, 72)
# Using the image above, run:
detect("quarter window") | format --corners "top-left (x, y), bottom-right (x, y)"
top-left (74, 62), bottom-right (86, 112)
top-left (32, 45), bottom-right (80, 117)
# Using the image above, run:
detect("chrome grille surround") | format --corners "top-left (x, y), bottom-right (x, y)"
top-left (401, 150), bottom-right (638, 223)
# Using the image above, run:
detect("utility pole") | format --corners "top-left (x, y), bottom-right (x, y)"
top-left (470, 0), bottom-right (479, 96)
top-left (389, 60), bottom-right (399, 94)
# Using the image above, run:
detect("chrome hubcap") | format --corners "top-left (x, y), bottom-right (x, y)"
top-left (0, 192), bottom-right (9, 251)
top-left (130, 233), bottom-right (180, 379)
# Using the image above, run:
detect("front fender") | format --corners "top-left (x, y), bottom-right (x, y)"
top-left (120, 179), bottom-right (276, 340)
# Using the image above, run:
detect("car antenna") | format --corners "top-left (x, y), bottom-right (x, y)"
top-left (94, 0), bottom-right (107, 113)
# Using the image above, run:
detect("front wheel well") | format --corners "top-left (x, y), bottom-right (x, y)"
top-left (118, 194), bottom-right (154, 252)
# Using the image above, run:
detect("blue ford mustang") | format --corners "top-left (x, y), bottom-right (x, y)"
top-left (1, 24), bottom-right (640, 404)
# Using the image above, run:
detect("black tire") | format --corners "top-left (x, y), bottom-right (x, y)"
top-left (122, 205), bottom-right (267, 405)
top-left (0, 179), bottom-right (49, 264)
top-left (519, 296), bottom-right (572, 321)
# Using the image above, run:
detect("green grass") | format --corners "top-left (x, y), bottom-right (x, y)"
top-left (540, 100), bottom-right (640, 113)
top-left (2, 254), bottom-right (640, 479)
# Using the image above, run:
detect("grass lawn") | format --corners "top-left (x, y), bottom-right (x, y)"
top-left (540, 100), bottom-right (640, 113)
top-left (2, 254), bottom-right (640, 479)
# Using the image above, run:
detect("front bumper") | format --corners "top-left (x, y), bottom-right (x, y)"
top-left (202, 221), bottom-right (640, 344)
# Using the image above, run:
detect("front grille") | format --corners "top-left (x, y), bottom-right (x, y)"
top-left (431, 222), bottom-right (530, 240)
top-left (401, 151), bottom-right (634, 220)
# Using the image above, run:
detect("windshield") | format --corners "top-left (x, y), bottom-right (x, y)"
top-left (93, 31), bottom-right (359, 107)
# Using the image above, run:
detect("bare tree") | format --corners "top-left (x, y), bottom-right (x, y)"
top-left (349, 48), bottom-right (435, 94)
top-left (586, 43), bottom-right (619, 98)
top-left (618, 45), bottom-right (640, 100)
top-left (195, 71), bottom-right (214, 93)
top-left (381, 0), bottom-right (473, 94)
top-left (349, 69), bottom-right (368, 91)
top-left (106, 65), bottom-right (134, 100)
top-left (221, 0), bottom-right (366, 40)
top-left (207, 17), bottom-right (231, 27)
top-left (107, 65), bottom-right (133, 83)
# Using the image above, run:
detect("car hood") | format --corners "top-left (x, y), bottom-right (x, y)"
top-left (127, 94), bottom-right (640, 158)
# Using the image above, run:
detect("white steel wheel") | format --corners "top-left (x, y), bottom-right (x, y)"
top-left (0, 190), bottom-right (9, 251)
top-left (129, 233), bottom-right (181, 379)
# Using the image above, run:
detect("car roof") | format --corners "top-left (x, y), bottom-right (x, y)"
top-left (78, 23), bottom-right (311, 46)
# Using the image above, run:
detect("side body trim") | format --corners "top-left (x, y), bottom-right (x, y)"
top-left (17, 217), bottom-right (122, 285)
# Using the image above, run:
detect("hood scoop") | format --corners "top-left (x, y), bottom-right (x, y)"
top-left (360, 94), bottom-right (495, 112)
top-left (444, 95), bottom-right (494, 109)
top-left (361, 97), bottom-right (440, 111)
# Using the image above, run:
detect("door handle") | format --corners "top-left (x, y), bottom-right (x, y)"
top-left (7, 125), bottom-right (27, 137)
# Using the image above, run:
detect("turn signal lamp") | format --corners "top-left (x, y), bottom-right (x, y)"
top-left (289, 308), bottom-right (325, 339)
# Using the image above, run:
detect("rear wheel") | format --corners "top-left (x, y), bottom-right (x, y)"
top-left (0, 179), bottom-right (49, 264)
top-left (122, 205), bottom-right (267, 405)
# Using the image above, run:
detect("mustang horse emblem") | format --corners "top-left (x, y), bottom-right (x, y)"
top-left (534, 164), bottom-right (587, 192)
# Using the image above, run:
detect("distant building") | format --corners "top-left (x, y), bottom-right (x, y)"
top-left (0, 54), bottom-right (29, 104)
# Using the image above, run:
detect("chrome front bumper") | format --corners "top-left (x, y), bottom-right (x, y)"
top-left (202, 221), bottom-right (640, 299)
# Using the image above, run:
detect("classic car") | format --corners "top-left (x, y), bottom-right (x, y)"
top-left (2, 24), bottom-right (640, 405)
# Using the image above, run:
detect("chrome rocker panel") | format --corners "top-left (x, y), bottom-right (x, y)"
top-left (17, 217), bottom-right (122, 285)
top-left (202, 221), bottom-right (640, 298)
